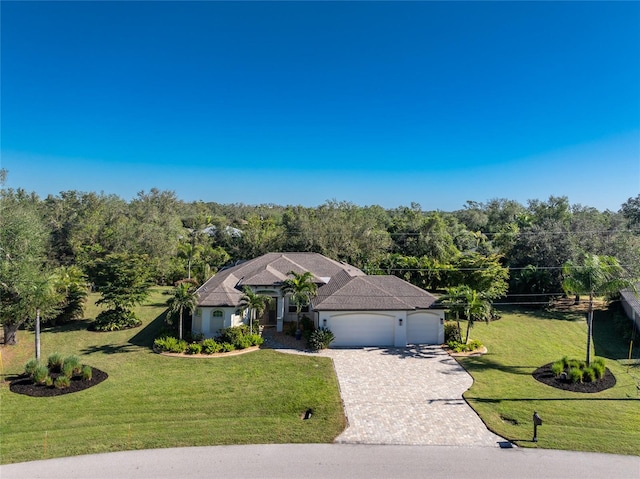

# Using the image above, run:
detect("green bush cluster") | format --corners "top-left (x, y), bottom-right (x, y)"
top-left (187, 343), bottom-right (203, 355)
top-left (154, 326), bottom-right (264, 355)
top-left (444, 321), bottom-right (462, 343)
top-left (23, 353), bottom-right (92, 389)
top-left (91, 308), bottom-right (142, 332)
top-left (47, 353), bottom-right (64, 373)
top-left (552, 356), bottom-right (607, 383)
top-left (307, 327), bottom-right (335, 351)
top-left (447, 339), bottom-right (483, 353)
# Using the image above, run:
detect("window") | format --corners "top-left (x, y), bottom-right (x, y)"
top-left (288, 304), bottom-right (309, 313)
top-left (212, 310), bottom-right (223, 318)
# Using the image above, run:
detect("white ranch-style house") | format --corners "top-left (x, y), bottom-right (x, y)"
top-left (193, 252), bottom-right (444, 347)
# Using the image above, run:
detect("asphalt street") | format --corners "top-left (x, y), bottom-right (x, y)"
top-left (2, 444), bottom-right (639, 479)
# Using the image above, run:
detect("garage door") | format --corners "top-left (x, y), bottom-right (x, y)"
top-left (329, 313), bottom-right (394, 347)
top-left (406, 312), bottom-right (440, 344)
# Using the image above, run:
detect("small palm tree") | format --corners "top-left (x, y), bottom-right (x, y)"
top-left (281, 271), bottom-right (318, 332)
top-left (440, 285), bottom-right (491, 344)
top-left (239, 286), bottom-right (272, 334)
top-left (166, 282), bottom-right (198, 340)
top-left (562, 254), bottom-right (636, 365)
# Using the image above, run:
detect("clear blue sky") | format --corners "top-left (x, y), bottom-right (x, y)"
top-left (2, 1), bottom-right (639, 211)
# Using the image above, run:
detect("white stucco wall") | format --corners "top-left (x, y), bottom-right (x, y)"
top-left (192, 307), bottom-right (243, 338)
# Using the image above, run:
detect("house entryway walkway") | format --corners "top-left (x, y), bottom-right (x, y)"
top-left (262, 331), bottom-right (505, 447)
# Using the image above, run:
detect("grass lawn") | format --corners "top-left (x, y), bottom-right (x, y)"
top-left (0, 288), bottom-right (345, 465)
top-left (459, 305), bottom-right (640, 456)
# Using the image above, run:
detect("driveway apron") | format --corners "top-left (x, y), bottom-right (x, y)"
top-left (321, 345), bottom-right (505, 446)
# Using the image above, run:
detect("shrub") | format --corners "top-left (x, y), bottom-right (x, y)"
top-left (54, 375), bottom-right (71, 389)
top-left (91, 308), bottom-right (142, 332)
top-left (308, 327), bottom-right (335, 351)
top-left (187, 343), bottom-right (203, 355)
top-left (47, 353), bottom-right (64, 373)
top-left (561, 356), bottom-right (569, 368)
top-left (33, 364), bottom-right (50, 385)
top-left (447, 340), bottom-right (483, 353)
top-left (220, 342), bottom-right (235, 353)
top-left (81, 365), bottom-right (93, 381)
top-left (444, 321), bottom-right (462, 343)
top-left (567, 359), bottom-right (582, 370)
top-left (154, 336), bottom-right (187, 353)
top-left (24, 359), bottom-right (39, 377)
top-left (234, 336), bottom-right (252, 350)
top-left (246, 334), bottom-right (264, 347)
top-left (62, 362), bottom-right (75, 378)
top-left (551, 361), bottom-right (564, 377)
top-left (592, 358), bottom-right (606, 379)
top-left (217, 325), bottom-right (249, 345)
top-left (568, 367), bottom-right (582, 383)
top-left (582, 367), bottom-right (596, 383)
top-left (62, 356), bottom-right (82, 377)
top-left (300, 315), bottom-right (314, 332)
top-left (202, 338), bottom-right (221, 354)
top-left (45, 376), bottom-right (54, 387)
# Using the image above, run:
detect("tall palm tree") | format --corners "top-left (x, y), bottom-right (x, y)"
top-left (440, 285), bottom-right (491, 344)
top-left (166, 282), bottom-right (198, 340)
top-left (281, 271), bottom-right (318, 332)
top-left (239, 286), bottom-right (272, 334)
top-left (562, 254), bottom-right (636, 365)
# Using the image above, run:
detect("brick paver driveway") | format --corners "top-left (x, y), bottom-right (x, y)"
top-left (320, 345), bottom-right (505, 446)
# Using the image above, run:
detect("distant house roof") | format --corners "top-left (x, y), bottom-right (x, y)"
top-left (312, 273), bottom-right (438, 311)
top-left (196, 252), bottom-right (364, 307)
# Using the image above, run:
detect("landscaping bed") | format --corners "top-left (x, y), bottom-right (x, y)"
top-left (532, 362), bottom-right (616, 393)
top-left (9, 367), bottom-right (108, 397)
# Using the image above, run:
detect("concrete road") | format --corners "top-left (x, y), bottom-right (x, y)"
top-left (2, 444), bottom-right (639, 479)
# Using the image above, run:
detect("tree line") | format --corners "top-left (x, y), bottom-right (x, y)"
top-left (2, 167), bottom-right (639, 342)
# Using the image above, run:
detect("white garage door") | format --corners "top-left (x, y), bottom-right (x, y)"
top-left (406, 312), bottom-right (441, 344)
top-left (329, 313), bottom-right (394, 347)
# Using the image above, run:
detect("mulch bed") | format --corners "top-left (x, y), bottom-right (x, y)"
top-left (9, 367), bottom-right (108, 397)
top-left (532, 363), bottom-right (616, 393)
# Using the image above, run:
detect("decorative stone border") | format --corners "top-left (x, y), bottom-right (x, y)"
top-left (154, 346), bottom-right (261, 358)
top-left (446, 346), bottom-right (488, 357)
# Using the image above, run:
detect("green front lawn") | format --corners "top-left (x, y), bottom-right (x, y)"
top-left (459, 306), bottom-right (640, 455)
top-left (0, 289), bottom-right (345, 464)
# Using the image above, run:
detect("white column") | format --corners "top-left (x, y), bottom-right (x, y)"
top-left (276, 294), bottom-right (285, 332)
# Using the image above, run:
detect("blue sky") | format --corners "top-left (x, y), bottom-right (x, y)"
top-left (2, 1), bottom-right (639, 211)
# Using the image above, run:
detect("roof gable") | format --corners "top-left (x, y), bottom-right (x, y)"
top-left (313, 274), bottom-right (437, 311)
top-left (196, 252), bottom-right (364, 307)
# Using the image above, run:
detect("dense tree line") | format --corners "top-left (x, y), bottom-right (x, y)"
top-left (2, 167), bottom-right (639, 339)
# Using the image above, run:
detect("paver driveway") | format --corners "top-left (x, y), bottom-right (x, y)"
top-left (320, 345), bottom-right (505, 446)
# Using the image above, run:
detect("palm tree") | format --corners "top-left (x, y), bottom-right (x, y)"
top-left (464, 289), bottom-right (492, 344)
top-left (440, 285), bottom-right (491, 344)
top-left (238, 286), bottom-right (272, 334)
top-left (166, 282), bottom-right (198, 340)
top-left (562, 254), bottom-right (636, 365)
top-left (281, 271), bottom-right (318, 332)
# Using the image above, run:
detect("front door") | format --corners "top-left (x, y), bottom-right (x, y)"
top-left (260, 297), bottom-right (278, 325)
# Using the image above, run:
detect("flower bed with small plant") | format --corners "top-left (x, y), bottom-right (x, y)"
top-left (10, 353), bottom-right (108, 397)
top-left (532, 356), bottom-right (616, 393)
top-left (154, 325), bottom-right (264, 356)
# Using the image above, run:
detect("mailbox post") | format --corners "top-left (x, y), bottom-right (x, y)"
top-left (532, 411), bottom-right (543, 442)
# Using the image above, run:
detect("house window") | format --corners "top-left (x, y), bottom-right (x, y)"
top-left (288, 304), bottom-right (309, 313)
top-left (212, 310), bottom-right (223, 318)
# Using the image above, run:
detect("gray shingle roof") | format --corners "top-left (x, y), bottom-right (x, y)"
top-left (196, 252), bottom-right (364, 307)
top-left (621, 283), bottom-right (640, 315)
top-left (313, 274), bottom-right (437, 311)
